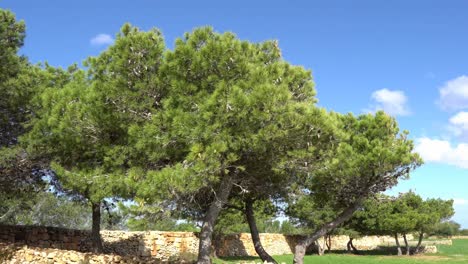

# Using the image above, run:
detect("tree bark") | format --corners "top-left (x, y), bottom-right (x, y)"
top-left (347, 237), bottom-right (358, 254)
top-left (394, 233), bottom-right (402, 256)
top-left (414, 232), bottom-right (424, 254)
top-left (245, 199), bottom-right (277, 264)
top-left (91, 201), bottom-right (103, 253)
top-left (403, 233), bottom-right (410, 256)
top-left (293, 200), bottom-right (362, 264)
top-left (325, 234), bottom-right (332, 252)
top-left (197, 176), bottom-right (234, 264)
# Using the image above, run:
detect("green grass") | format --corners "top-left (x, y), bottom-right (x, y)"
top-left (214, 239), bottom-right (468, 264)
top-left (436, 239), bottom-right (468, 258)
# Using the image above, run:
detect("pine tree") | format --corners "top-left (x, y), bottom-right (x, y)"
top-left (23, 24), bottom-right (166, 252)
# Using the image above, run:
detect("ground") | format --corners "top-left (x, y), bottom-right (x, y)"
top-left (214, 239), bottom-right (468, 264)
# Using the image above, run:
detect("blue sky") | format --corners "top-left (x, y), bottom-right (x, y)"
top-left (3, 0), bottom-right (468, 227)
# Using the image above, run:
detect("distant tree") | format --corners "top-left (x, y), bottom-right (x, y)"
top-left (431, 220), bottom-right (460, 237)
top-left (354, 193), bottom-right (425, 256)
top-left (1, 192), bottom-right (91, 229)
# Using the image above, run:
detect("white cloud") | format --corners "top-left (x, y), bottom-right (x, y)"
top-left (454, 198), bottom-right (468, 206)
top-left (368, 89), bottom-right (411, 116)
top-left (438, 75), bottom-right (468, 110)
top-left (448, 111), bottom-right (468, 139)
top-left (415, 137), bottom-right (468, 169)
top-left (90, 34), bottom-right (114, 46)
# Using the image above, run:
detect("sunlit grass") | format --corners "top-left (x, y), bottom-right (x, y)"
top-left (214, 239), bottom-right (468, 264)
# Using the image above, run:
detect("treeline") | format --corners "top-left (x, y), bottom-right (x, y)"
top-left (0, 9), bottom-right (456, 264)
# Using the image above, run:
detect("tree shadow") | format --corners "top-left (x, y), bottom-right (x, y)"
top-left (327, 246), bottom-right (405, 256)
top-left (214, 233), bottom-right (250, 257)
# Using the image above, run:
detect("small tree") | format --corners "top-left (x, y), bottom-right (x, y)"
top-left (293, 112), bottom-right (422, 264)
top-left (414, 198), bottom-right (454, 253)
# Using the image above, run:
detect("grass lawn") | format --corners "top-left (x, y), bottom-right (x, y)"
top-left (214, 239), bottom-right (468, 264)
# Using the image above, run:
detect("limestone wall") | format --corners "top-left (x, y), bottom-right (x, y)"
top-left (0, 225), bottom-right (200, 261)
top-left (0, 224), bottom-right (440, 262)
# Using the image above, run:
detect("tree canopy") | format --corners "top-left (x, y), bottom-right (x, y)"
top-left (1, 9), bottom-right (450, 264)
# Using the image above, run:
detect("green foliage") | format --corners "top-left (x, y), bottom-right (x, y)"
top-left (0, 8), bottom-right (25, 88)
top-left (215, 199), bottom-right (277, 235)
top-left (287, 194), bottom-right (338, 233)
top-left (311, 112), bottom-right (422, 209)
top-left (286, 112), bottom-right (421, 249)
top-left (23, 24), bottom-right (166, 203)
top-left (0, 191), bottom-right (91, 229)
top-left (0, 9), bottom-right (40, 193)
top-left (2, 13), bottom-right (432, 257)
top-left (431, 221), bottom-right (460, 237)
top-left (352, 192), bottom-right (454, 239)
top-left (118, 202), bottom-right (199, 231)
top-left (415, 198), bottom-right (454, 237)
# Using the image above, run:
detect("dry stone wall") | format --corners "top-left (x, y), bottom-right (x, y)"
top-left (0, 225), bottom-right (440, 263)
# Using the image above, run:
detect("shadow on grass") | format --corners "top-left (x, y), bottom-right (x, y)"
top-left (216, 255), bottom-right (261, 262)
top-left (328, 246), bottom-right (402, 256)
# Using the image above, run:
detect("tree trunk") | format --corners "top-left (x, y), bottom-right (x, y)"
top-left (347, 237), bottom-right (358, 254)
top-left (414, 232), bottom-right (424, 254)
top-left (403, 233), bottom-right (410, 256)
top-left (350, 238), bottom-right (358, 253)
top-left (293, 200), bottom-right (362, 264)
top-left (197, 176), bottom-right (234, 264)
top-left (245, 199), bottom-right (277, 264)
top-left (394, 234), bottom-right (402, 256)
top-left (325, 234), bottom-right (332, 252)
top-left (91, 201), bottom-right (103, 253)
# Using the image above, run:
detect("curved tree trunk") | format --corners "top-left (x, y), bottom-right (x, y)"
top-left (394, 233), bottom-right (402, 256)
top-left (197, 176), bottom-right (234, 264)
top-left (347, 237), bottom-right (358, 254)
top-left (403, 233), bottom-right (410, 256)
top-left (414, 232), bottom-right (424, 254)
top-left (293, 200), bottom-right (362, 264)
top-left (91, 201), bottom-right (103, 253)
top-left (245, 199), bottom-right (277, 264)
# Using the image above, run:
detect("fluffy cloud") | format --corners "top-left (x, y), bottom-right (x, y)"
top-left (438, 75), bottom-right (468, 110)
top-left (90, 34), bottom-right (114, 46)
top-left (448, 111), bottom-right (468, 139)
top-left (367, 89), bottom-right (411, 116)
top-left (414, 137), bottom-right (468, 169)
top-left (454, 198), bottom-right (468, 206)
